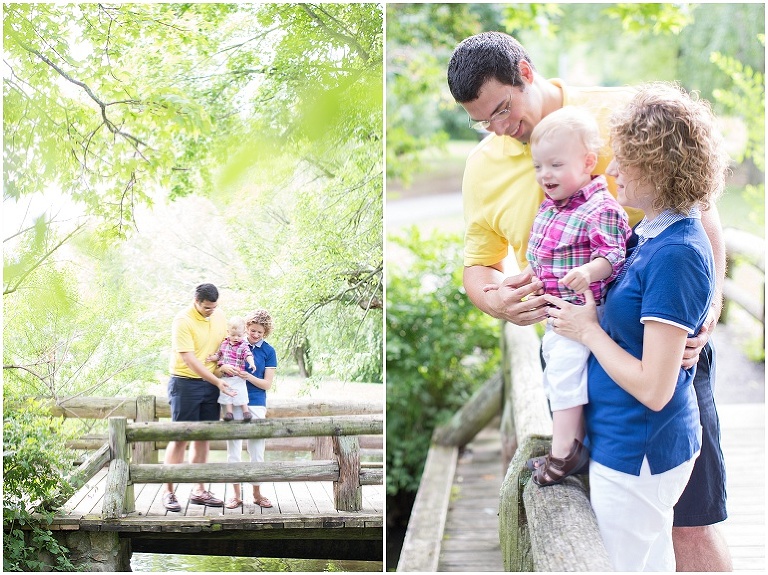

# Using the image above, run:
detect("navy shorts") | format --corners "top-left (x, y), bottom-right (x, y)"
top-left (167, 376), bottom-right (221, 422)
top-left (673, 341), bottom-right (728, 526)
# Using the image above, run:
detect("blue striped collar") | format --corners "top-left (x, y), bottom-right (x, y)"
top-left (636, 206), bottom-right (701, 240)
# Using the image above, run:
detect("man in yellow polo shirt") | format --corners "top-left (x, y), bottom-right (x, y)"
top-left (162, 283), bottom-right (235, 512)
top-left (447, 32), bottom-right (731, 571)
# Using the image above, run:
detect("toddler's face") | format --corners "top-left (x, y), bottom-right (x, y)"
top-left (531, 137), bottom-right (594, 202)
top-left (228, 332), bottom-right (244, 345)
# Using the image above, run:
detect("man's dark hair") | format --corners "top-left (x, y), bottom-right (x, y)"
top-left (195, 283), bottom-right (219, 303)
top-left (447, 31), bottom-right (536, 103)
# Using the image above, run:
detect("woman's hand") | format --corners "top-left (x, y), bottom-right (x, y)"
top-left (542, 289), bottom-right (601, 345)
top-left (220, 364), bottom-right (237, 376)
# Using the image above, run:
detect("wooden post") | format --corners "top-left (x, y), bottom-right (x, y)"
top-left (103, 417), bottom-right (133, 518)
top-left (333, 436), bottom-right (362, 511)
top-left (133, 395), bottom-right (157, 464)
top-left (313, 436), bottom-right (334, 460)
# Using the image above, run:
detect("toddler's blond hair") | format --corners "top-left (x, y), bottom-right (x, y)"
top-left (530, 106), bottom-right (602, 155)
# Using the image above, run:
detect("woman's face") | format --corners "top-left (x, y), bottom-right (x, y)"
top-left (606, 155), bottom-right (657, 218)
top-left (246, 323), bottom-right (266, 344)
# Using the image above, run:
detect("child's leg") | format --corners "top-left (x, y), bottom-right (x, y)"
top-left (239, 404), bottom-right (252, 420)
top-left (542, 330), bottom-right (589, 458)
top-left (551, 405), bottom-right (585, 458)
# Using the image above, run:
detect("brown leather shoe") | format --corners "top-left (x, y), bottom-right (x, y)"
top-left (189, 490), bottom-right (224, 506)
top-left (532, 439), bottom-right (590, 487)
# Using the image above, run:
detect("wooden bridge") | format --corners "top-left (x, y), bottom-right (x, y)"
top-left (397, 229), bottom-right (765, 571)
top-left (32, 394), bottom-right (383, 571)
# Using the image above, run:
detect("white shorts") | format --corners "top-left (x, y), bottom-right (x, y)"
top-left (218, 375), bottom-right (249, 406)
top-left (541, 327), bottom-right (589, 411)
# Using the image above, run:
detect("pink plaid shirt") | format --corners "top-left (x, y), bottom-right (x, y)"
top-left (217, 338), bottom-right (254, 371)
top-left (526, 175), bottom-right (631, 305)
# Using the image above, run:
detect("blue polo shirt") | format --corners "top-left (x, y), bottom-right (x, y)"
top-left (585, 210), bottom-right (713, 476)
top-left (244, 339), bottom-right (277, 407)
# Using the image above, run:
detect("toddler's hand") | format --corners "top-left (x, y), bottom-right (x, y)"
top-left (482, 283), bottom-right (500, 292)
top-left (560, 268), bottom-right (591, 294)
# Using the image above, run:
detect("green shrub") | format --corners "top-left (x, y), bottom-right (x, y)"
top-left (3, 397), bottom-right (77, 571)
top-left (386, 227), bottom-right (500, 495)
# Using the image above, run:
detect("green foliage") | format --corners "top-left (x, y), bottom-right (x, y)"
top-left (386, 2), bottom-right (763, 188)
top-left (386, 228), bottom-right (500, 495)
top-left (3, 397), bottom-right (76, 571)
top-left (4, 3), bottom-right (383, 390)
top-left (711, 34), bottom-right (765, 229)
top-left (219, 4), bottom-right (384, 380)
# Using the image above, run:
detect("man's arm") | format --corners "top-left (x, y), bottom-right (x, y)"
top-left (463, 264), bottom-right (548, 326)
top-left (179, 351), bottom-right (235, 396)
top-left (682, 205), bottom-right (726, 368)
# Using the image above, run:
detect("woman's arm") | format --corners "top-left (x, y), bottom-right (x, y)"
top-left (243, 367), bottom-right (274, 391)
top-left (544, 291), bottom-right (688, 411)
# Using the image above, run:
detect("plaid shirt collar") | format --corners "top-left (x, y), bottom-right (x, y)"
top-left (541, 175), bottom-right (606, 210)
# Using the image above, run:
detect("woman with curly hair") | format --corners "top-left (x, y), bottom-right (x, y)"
top-left (541, 83), bottom-right (729, 571)
top-left (223, 309), bottom-right (277, 510)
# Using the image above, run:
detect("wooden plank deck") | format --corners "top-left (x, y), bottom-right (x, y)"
top-left (56, 469), bottom-right (383, 529)
top-left (435, 403), bottom-right (764, 572)
top-left (717, 402), bottom-right (765, 572)
top-left (437, 423), bottom-right (504, 572)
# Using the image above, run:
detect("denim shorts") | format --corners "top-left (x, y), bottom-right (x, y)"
top-left (673, 341), bottom-right (728, 527)
top-left (167, 376), bottom-right (221, 422)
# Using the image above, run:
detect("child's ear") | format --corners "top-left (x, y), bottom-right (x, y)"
top-left (585, 152), bottom-right (598, 173)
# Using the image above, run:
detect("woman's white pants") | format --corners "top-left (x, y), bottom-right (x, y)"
top-left (589, 454), bottom-right (699, 571)
top-left (225, 405), bottom-right (267, 486)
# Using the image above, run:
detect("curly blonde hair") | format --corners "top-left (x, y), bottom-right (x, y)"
top-left (610, 82), bottom-right (729, 214)
top-left (245, 309), bottom-right (274, 338)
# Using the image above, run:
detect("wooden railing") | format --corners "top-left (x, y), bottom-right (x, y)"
top-left (103, 414), bottom-right (383, 518)
top-left (42, 395), bottom-right (383, 463)
top-left (43, 394), bottom-right (383, 515)
top-left (497, 322), bottom-right (611, 571)
top-left (721, 228), bottom-right (765, 345)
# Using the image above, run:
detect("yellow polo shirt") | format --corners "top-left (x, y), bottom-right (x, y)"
top-left (169, 305), bottom-right (227, 378)
top-left (462, 80), bottom-right (644, 271)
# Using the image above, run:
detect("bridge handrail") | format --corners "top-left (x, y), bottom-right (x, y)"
top-left (721, 227), bottom-right (765, 338)
top-left (103, 414), bottom-right (383, 519)
top-left (498, 322), bottom-right (612, 571)
top-left (41, 394), bottom-right (383, 419)
top-left (38, 394), bottom-right (383, 462)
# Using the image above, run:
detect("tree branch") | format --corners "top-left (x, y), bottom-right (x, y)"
top-left (3, 221), bottom-right (88, 296)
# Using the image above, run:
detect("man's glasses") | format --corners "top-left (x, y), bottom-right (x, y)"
top-left (469, 95), bottom-right (512, 130)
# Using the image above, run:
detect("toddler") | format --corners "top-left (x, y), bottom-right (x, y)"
top-left (210, 316), bottom-right (256, 421)
top-left (485, 106), bottom-right (631, 485)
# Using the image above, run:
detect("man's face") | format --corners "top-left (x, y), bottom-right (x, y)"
top-left (194, 299), bottom-right (218, 318)
top-left (461, 78), bottom-right (543, 143)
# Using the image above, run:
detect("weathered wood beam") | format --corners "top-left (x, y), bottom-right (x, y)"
top-left (524, 475), bottom-right (612, 571)
top-left (67, 434), bottom-right (383, 452)
top-left (334, 436), bottom-right (362, 511)
top-left (396, 444), bottom-right (458, 572)
top-left (130, 461), bottom-right (339, 483)
top-left (126, 415), bottom-right (382, 442)
top-left (43, 395), bottom-right (383, 420)
top-left (432, 370), bottom-right (502, 447)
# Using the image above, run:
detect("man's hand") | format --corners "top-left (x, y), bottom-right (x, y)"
top-left (683, 308), bottom-right (716, 369)
top-left (465, 266), bottom-right (548, 326)
top-left (218, 379), bottom-right (237, 397)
